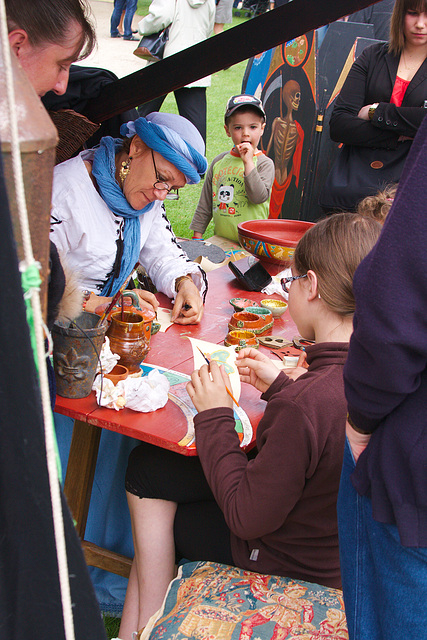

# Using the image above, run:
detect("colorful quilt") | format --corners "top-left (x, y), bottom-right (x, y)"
top-left (141, 561), bottom-right (348, 640)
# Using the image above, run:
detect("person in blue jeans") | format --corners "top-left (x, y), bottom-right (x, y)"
top-left (339, 111), bottom-right (427, 638)
top-left (111, 0), bottom-right (138, 40)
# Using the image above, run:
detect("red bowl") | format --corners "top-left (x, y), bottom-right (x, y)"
top-left (237, 219), bottom-right (315, 265)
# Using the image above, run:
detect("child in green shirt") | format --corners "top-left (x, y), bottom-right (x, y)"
top-left (190, 94), bottom-right (274, 243)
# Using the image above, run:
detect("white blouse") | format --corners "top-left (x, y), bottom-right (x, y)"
top-left (50, 152), bottom-right (206, 300)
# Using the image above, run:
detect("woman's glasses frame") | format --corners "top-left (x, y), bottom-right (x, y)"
top-left (281, 273), bottom-right (307, 293)
top-left (151, 149), bottom-right (179, 200)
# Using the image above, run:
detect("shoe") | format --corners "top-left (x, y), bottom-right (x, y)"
top-left (110, 33), bottom-right (122, 38)
top-left (123, 35), bottom-right (138, 41)
top-left (132, 29), bottom-right (138, 33)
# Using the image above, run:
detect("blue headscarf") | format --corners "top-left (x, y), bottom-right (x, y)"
top-left (92, 114), bottom-right (208, 296)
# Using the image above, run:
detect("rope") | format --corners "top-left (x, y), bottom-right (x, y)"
top-left (0, 5), bottom-right (76, 639)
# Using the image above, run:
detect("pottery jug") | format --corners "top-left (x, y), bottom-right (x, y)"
top-left (95, 290), bottom-right (143, 323)
top-left (106, 308), bottom-right (156, 374)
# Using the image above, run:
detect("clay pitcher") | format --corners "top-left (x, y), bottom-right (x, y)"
top-left (106, 308), bottom-right (156, 374)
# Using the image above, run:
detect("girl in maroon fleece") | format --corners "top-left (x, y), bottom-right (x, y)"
top-left (120, 213), bottom-right (381, 639)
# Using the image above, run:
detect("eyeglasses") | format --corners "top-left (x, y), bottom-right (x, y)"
top-left (281, 273), bottom-right (307, 293)
top-left (149, 148), bottom-right (175, 195)
top-left (151, 149), bottom-right (180, 200)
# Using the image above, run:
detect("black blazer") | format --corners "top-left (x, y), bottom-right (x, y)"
top-left (329, 42), bottom-right (427, 150)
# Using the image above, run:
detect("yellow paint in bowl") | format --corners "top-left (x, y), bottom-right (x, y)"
top-left (260, 298), bottom-right (288, 317)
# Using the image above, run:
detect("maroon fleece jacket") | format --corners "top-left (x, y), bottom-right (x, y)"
top-left (194, 342), bottom-right (348, 588)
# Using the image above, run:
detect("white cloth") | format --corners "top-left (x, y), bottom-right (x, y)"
top-left (138, 0), bottom-right (215, 88)
top-left (92, 369), bottom-right (170, 412)
top-left (50, 152), bottom-right (207, 301)
top-left (261, 266), bottom-right (291, 299)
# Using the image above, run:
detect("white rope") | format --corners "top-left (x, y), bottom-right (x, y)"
top-left (0, 6), bottom-right (76, 640)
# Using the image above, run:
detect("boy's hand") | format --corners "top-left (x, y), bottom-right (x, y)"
top-left (236, 143), bottom-right (256, 176)
top-left (236, 142), bottom-right (255, 162)
top-left (236, 347), bottom-right (280, 393)
top-left (187, 361), bottom-right (233, 412)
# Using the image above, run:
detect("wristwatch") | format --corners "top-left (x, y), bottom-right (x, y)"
top-left (368, 103), bottom-right (379, 121)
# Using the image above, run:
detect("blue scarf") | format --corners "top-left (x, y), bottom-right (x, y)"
top-left (92, 116), bottom-right (208, 297)
top-left (92, 137), bottom-right (154, 296)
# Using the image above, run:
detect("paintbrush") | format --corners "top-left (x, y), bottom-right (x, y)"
top-left (96, 283), bottom-right (128, 327)
top-left (196, 346), bottom-right (240, 407)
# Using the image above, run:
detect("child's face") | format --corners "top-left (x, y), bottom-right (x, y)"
top-left (224, 111), bottom-right (266, 150)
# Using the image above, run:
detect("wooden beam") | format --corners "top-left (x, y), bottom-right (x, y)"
top-left (84, 0), bottom-right (381, 123)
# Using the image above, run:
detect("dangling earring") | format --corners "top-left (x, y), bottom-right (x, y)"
top-left (119, 156), bottom-right (132, 188)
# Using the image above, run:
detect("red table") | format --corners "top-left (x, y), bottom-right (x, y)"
top-left (56, 260), bottom-right (298, 576)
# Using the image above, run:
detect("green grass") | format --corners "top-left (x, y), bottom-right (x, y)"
top-left (135, 1), bottom-right (249, 239)
top-left (103, 615), bottom-right (121, 639)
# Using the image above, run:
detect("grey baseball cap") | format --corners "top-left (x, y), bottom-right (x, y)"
top-left (224, 94), bottom-right (266, 120)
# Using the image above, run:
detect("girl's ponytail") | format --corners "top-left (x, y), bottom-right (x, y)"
top-left (294, 212), bottom-right (382, 316)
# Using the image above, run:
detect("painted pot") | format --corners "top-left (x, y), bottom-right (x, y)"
top-left (224, 330), bottom-right (259, 351)
top-left (104, 364), bottom-right (129, 385)
top-left (228, 309), bottom-right (273, 335)
top-left (245, 306), bottom-right (273, 327)
top-left (237, 219), bottom-right (315, 266)
top-left (52, 311), bottom-right (108, 399)
top-left (106, 309), bottom-right (156, 374)
top-left (95, 290), bottom-right (157, 327)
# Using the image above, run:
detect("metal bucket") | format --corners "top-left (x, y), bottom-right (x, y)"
top-left (52, 312), bottom-right (107, 399)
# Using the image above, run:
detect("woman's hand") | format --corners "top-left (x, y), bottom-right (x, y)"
top-left (236, 348), bottom-right (281, 393)
top-left (171, 278), bottom-right (204, 324)
top-left (133, 288), bottom-right (159, 313)
top-left (358, 105), bottom-right (373, 121)
top-left (187, 361), bottom-right (233, 412)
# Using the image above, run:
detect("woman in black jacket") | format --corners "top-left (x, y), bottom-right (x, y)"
top-left (321, 0), bottom-right (427, 212)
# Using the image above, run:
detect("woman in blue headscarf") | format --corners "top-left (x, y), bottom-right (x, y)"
top-left (50, 112), bottom-right (208, 324)
top-left (50, 114), bottom-right (208, 615)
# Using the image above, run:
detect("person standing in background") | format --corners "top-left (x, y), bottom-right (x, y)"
top-left (111, 0), bottom-right (138, 41)
top-left (137, 0), bottom-right (215, 144)
top-left (214, 0), bottom-right (234, 34)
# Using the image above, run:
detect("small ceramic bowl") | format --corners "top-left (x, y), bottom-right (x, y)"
top-left (260, 298), bottom-right (288, 317)
top-left (224, 330), bottom-right (259, 351)
top-left (245, 306), bottom-right (273, 321)
top-left (229, 297), bottom-right (257, 312)
top-left (228, 310), bottom-right (272, 336)
top-left (104, 364), bottom-right (129, 385)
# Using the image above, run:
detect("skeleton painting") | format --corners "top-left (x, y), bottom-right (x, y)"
top-left (266, 80), bottom-right (304, 218)
top-left (260, 32), bottom-right (316, 220)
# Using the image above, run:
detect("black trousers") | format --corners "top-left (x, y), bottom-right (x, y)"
top-left (126, 441), bottom-right (233, 564)
top-left (138, 87), bottom-right (207, 145)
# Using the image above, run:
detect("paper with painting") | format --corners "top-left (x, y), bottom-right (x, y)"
top-left (186, 337), bottom-right (241, 402)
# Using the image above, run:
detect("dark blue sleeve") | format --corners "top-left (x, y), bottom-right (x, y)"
top-left (344, 117), bottom-right (427, 432)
